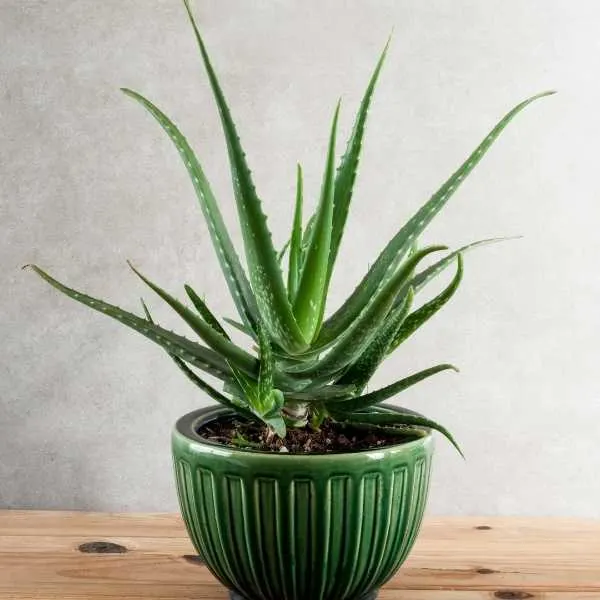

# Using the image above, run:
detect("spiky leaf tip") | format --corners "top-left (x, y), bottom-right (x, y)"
top-left (293, 102), bottom-right (340, 341)
top-left (182, 0), bottom-right (307, 354)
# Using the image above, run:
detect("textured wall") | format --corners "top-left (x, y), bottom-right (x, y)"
top-left (1, 0), bottom-right (597, 516)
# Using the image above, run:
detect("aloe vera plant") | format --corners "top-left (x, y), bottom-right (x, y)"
top-left (27, 0), bottom-right (553, 455)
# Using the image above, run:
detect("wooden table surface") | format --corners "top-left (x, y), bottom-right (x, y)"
top-left (0, 511), bottom-right (598, 599)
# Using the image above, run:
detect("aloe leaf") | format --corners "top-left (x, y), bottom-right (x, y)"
top-left (127, 262), bottom-right (257, 374)
top-left (410, 237), bottom-right (515, 294)
top-left (182, 0), bottom-right (307, 353)
top-left (227, 361), bottom-right (258, 404)
top-left (233, 328), bottom-right (303, 371)
top-left (382, 240), bottom-right (417, 288)
top-left (293, 103), bottom-right (340, 341)
top-left (264, 414), bottom-right (287, 438)
top-left (226, 321), bottom-right (282, 422)
top-left (285, 246), bottom-right (445, 378)
top-left (140, 298), bottom-right (252, 417)
top-left (184, 284), bottom-right (230, 340)
top-left (26, 265), bottom-right (233, 381)
top-left (317, 92), bottom-right (555, 347)
top-left (283, 384), bottom-right (357, 403)
top-left (257, 324), bottom-right (274, 410)
top-left (264, 389), bottom-right (285, 418)
top-left (388, 236), bottom-right (512, 315)
top-left (310, 404), bottom-right (329, 430)
top-left (223, 317), bottom-right (256, 338)
top-left (337, 287), bottom-right (414, 391)
top-left (302, 38), bottom-right (389, 282)
top-left (278, 239), bottom-right (291, 264)
top-left (223, 377), bottom-right (314, 400)
top-left (328, 363), bottom-right (458, 411)
top-left (333, 408), bottom-right (463, 456)
top-left (174, 357), bottom-right (256, 418)
top-left (257, 327), bottom-right (288, 426)
top-left (227, 342), bottom-right (286, 436)
top-left (287, 164), bottom-right (304, 301)
top-left (388, 254), bottom-right (463, 354)
top-left (121, 88), bottom-right (258, 335)
top-left (328, 37), bottom-right (390, 280)
top-left (140, 297), bottom-right (153, 323)
top-left (300, 212), bottom-right (316, 269)
top-left (280, 244), bottom-right (443, 365)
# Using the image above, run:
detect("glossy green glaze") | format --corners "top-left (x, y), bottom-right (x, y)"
top-left (172, 406), bottom-right (434, 600)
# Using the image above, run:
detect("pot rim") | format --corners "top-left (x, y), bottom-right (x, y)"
top-left (173, 404), bottom-right (433, 462)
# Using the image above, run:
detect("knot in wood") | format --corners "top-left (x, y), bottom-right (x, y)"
top-left (494, 591), bottom-right (535, 599)
top-left (78, 541), bottom-right (127, 554)
top-left (182, 554), bottom-right (204, 565)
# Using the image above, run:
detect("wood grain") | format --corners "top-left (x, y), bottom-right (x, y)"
top-left (0, 511), bottom-right (599, 599)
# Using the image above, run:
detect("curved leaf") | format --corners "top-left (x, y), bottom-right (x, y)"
top-left (128, 262), bottom-right (257, 374)
top-left (389, 254), bottom-right (463, 354)
top-left (316, 91), bottom-right (555, 347)
top-left (337, 287), bottom-right (414, 391)
top-left (26, 265), bottom-right (232, 381)
top-left (140, 298), bottom-right (253, 417)
top-left (223, 317), bottom-right (256, 339)
top-left (333, 408), bottom-right (463, 457)
top-left (278, 239), bottom-right (291, 264)
top-left (121, 88), bottom-right (258, 335)
top-left (174, 358), bottom-right (255, 418)
top-left (284, 383), bottom-right (357, 403)
top-left (411, 236), bottom-right (516, 295)
top-left (285, 246), bottom-right (445, 378)
top-left (328, 363), bottom-right (458, 411)
top-left (184, 284), bottom-right (230, 340)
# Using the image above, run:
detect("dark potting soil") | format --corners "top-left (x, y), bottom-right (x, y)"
top-left (197, 416), bottom-right (423, 454)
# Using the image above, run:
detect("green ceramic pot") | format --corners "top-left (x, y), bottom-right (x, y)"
top-left (172, 405), bottom-right (434, 600)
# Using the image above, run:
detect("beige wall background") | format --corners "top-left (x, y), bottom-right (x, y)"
top-left (1, 0), bottom-right (598, 515)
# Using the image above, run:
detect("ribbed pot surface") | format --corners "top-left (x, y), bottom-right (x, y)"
top-left (172, 406), bottom-right (434, 600)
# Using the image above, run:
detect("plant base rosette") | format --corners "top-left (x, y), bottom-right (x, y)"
top-left (173, 405), bottom-right (433, 600)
